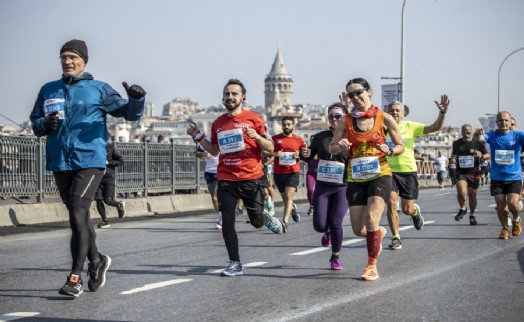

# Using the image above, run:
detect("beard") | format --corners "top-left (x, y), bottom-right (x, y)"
top-left (282, 128), bottom-right (293, 135)
top-left (224, 99), bottom-right (242, 111)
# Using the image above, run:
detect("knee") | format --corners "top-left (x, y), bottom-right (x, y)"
top-left (352, 227), bottom-right (366, 237)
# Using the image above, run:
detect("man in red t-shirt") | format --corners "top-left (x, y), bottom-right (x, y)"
top-left (270, 116), bottom-right (306, 231)
top-left (186, 79), bottom-right (284, 277)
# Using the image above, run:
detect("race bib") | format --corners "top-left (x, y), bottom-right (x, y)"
top-left (43, 98), bottom-right (65, 119)
top-left (351, 156), bottom-right (380, 180)
top-left (494, 149), bottom-right (515, 165)
top-left (458, 155), bottom-right (474, 168)
top-left (317, 159), bottom-right (344, 183)
top-left (217, 129), bottom-right (246, 154)
top-left (279, 152), bottom-right (296, 166)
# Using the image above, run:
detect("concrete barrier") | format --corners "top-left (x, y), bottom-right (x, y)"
top-left (0, 179), bottom-right (441, 227)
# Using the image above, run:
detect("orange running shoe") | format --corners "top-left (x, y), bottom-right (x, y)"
top-left (361, 264), bottom-right (379, 281)
top-left (499, 228), bottom-right (510, 240)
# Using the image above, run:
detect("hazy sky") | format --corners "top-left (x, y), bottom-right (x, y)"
top-left (1, 0), bottom-right (523, 129)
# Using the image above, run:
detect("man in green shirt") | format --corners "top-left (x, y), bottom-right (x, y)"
top-left (385, 96), bottom-right (450, 250)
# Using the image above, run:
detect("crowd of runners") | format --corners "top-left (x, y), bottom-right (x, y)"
top-left (30, 38), bottom-right (523, 298)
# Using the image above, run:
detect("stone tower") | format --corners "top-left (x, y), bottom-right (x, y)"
top-left (264, 47), bottom-right (293, 116)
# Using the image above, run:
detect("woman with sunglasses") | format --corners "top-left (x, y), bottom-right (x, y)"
top-left (330, 78), bottom-right (404, 281)
top-left (301, 103), bottom-right (350, 270)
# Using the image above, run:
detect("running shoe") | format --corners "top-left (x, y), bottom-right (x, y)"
top-left (499, 228), bottom-right (510, 240)
top-left (360, 264), bottom-right (379, 281)
top-left (469, 215), bottom-right (477, 226)
top-left (216, 212), bottom-right (222, 230)
top-left (59, 273), bottom-right (83, 297)
top-left (97, 220), bottom-right (110, 229)
top-left (307, 205), bottom-right (314, 216)
top-left (88, 254), bottom-right (112, 292)
top-left (221, 259), bottom-right (243, 276)
top-left (321, 232), bottom-right (331, 247)
top-left (235, 208), bottom-right (244, 216)
top-left (518, 200), bottom-right (523, 212)
top-left (265, 211), bottom-right (283, 234)
top-left (291, 203), bottom-right (300, 222)
top-left (412, 204), bottom-right (424, 230)
top-left (388, 237), bottom-right (402, 250)
top-left (282, 220), bottom-right (288, 233)
top-left (266, 197), bottom-right (275, 216)
top-left (455, 208), bottom-right (467, 221)
top-left (330, 258), bottom-right (343, 270)
top-left (117, 201), bottom-right (126, 219)
top-left (512, 218), bottom-right (521, 236)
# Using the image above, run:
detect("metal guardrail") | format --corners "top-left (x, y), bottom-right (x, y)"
top-left (0, 135), bottom-right (308, 202)
top-left (1, 135), bottom-right (435, 202)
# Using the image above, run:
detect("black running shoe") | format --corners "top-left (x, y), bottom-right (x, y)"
top-left (455, 208), bottom-right (467, 221)
top-left (411, 204), bottom-right (424, 230)
top-left (117, 201), bottom-right (126, 219)
top-left (59, 273), bottom-right (83, 297)
top-left (88, 254), bottom-right (112, 292)
top-left (469, 215), bottom-right (477, 225)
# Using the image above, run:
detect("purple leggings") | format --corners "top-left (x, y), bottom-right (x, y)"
top-left (306, 170), bottom-right (316, 204)
top-left (312, 183), bottom-right (349, 253)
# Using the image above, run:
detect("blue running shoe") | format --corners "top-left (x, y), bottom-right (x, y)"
top-left (221, 259), bottom-right (243, 276)
top-left (264, 211), bottom-right (283, 234)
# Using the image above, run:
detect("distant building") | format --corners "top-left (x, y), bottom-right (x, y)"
top-left (162, 98), bottom-right (198, 119)
top-left (265, 47), bottom-right (293, 117)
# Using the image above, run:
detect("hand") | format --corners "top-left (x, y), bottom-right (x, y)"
top-left (301, 147), bottom-right (311, 158)
top-left (337, 138), bottom-right (352, 150)
top-left (186, 122), bottom-right (200, 137)
top-left (376, 143), bottom-right (390, 155)
top-left (434, 94), bottom-right (449, 113)
top-left (339, 92), bottom-right (350, 108)
top-left (122, 82), bottom-right (147, 99)
top-left (244, 127), bottom-right (260, 140)
top-left (44, 112), bottom-right (59, 132)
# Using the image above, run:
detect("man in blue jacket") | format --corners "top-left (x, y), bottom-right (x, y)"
top-left (29, 39), bottom-right (146, 298)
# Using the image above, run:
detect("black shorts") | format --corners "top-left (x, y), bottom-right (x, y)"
top-left (391, 172), bottom-right (418, 200)
top-left (347, 176), bottom-right (392, 206)
top-left (490, 180), bottom-right (522, 196)
top-left (273, 172), bottom-right (300, 193)
top-left (94, 171), bottom-right (116, 201)
top-left (456, 174), bottom-right (480, 190)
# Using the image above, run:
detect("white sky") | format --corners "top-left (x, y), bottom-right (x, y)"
top-left (1, 0), bottom-right (523, 129)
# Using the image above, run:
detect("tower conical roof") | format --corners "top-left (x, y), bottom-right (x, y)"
top-left (268, 47), bottom-right (289, 75)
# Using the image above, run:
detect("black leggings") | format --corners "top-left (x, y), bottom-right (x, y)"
top-left (54, 168), bottom-right (104, 274)
top-left (217, 178), bottom-right (268, 262)
top-left (95, 172), bottom-right (119, 220)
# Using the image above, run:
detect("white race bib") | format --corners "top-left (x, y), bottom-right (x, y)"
top-left (217, 129), bottom-right (246, 154)
top-left (279, 152), bottom-right (296, 166)
top-left (43, 98), bottom-right (65, 119)
top-left (317, 159), bottom-right (345, 183)
top-left (494, 149), bottom-right (515, 165)
top-left (350, 156), bottom-right (380, 180)
top-left (458, 155), bottom-right (474, 168)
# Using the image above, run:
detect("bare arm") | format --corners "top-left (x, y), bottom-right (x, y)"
top-left (424, 94), bottom-right (449, 134)
top-left (382, 114), bottom-right (405, 156)
top-left (329, 120), bottom-right (348, 155)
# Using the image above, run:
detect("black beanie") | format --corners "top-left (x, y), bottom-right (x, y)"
top-left (60, 39), bottom-right (88, 63)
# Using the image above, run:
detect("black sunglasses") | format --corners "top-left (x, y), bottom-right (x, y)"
top-left (328, 113), bottom-right (344, 120)
top-left (347, 88), bottom-right (367, 99)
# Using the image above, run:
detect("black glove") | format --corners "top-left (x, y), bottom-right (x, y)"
top-left (122, 82), bottom-right (146, 99)
top-left (43, 112), bottom-right (59, 132)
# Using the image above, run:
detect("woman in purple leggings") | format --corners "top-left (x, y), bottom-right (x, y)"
top-left (301, 103), bottom-right (349, 270)
top-left (306, 153), bottom-right (318, 216)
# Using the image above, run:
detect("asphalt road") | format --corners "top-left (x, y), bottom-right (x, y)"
top-left (1, 186), bottom-right (523, 322)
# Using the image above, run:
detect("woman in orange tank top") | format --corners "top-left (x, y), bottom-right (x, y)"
top-left (330, 78), bottom-right (404, 281)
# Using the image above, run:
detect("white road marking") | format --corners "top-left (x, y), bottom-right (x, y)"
top-left (488, 204), bottom-right (496, 208)
top-left (0, 312), bottom-right (39, 322)
top-left (210, 261), bottom-right (267, 274)
top-left (121, 278), bottom-right (192, 295)
top-left (290, 239), bottom-right (364, 256)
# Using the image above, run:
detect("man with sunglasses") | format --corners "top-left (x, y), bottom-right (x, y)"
top-left (29, 39), bottom-right (146, 297)
top-left (385, 97), bottom-right (449, 250)
top-left (270, 116), bottom-right (306, 231)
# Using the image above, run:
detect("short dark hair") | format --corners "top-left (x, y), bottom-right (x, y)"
top-left (224, 79), bottom-right (247, 96)
top-left (346, 78), bottom-right (371, 90)
top-left (281, 116), bottom-right (294, 123)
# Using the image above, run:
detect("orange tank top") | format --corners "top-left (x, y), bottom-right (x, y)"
top-left (344, 110), bottom-right (392, 182)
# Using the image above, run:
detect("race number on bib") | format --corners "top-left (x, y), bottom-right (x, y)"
top-left (43, 98), bottom-right (65, 119)
top-left (458, 155), bottom-right (474, 168)
top-left (279, 152), bottom-right (296, 166)
top-left (217, 129), bottom-right (246, 154)
top-left (317, 160), bottom-right (344, 183)
top-left (350, 156), bottom-right (380, 180)
top-left (494, 150), bottom-right (515, 165)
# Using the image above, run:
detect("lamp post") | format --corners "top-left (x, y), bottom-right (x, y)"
top-left (400, 0), bottom-right (406, 103)
top-left (497, 46), bottom-right (524, 112)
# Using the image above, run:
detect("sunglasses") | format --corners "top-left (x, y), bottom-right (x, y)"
top-left (328, 113), bottom-right (344, 120)
top-left (347, 88), bottom-right (367, 99)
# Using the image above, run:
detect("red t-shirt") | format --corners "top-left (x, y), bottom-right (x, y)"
top-left (272, 133), bottom-right (305, 174)
top-left (211, 109), bottom-right (266, 181)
